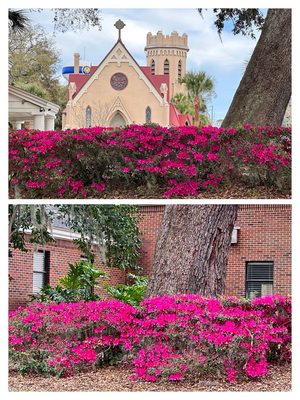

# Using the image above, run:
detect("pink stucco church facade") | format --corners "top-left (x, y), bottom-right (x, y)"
top-left (62, 20), bottom-right (192, 129)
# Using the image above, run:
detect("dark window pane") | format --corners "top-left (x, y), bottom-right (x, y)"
top-left (246, 262), bottom-right (273, 298)
top-left (164, 59), bottom-right (169, 75)
top-left (33, 251), bottom-right (50, 293)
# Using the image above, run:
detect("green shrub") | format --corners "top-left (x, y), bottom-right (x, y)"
top-left (105, 274), bottom-right (148, 306)
top-left (31, 260), bottom-right (106, 303)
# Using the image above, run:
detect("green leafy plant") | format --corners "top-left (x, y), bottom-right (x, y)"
top-left (9, 205), bottom-right (55, 256)
top-left (105, 274), bottom-right (148, 306)
top-left (58, 205), bottom-right (142, 272)
top-left (9, 205), bottom-right (142, 276)
top-left (31, 260), bottom-right (106, 303)
top-left (59, 260), bottom-right (105, 290)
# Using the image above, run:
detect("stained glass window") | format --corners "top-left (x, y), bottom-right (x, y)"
top-left (86, 106), bottom-right (92, 128)
top-left (146, 106), bottom-right (151, 124)
top-left (110, 73), bottom-right (128, 90)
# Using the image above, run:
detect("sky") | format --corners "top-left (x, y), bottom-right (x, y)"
top-left (26, 8), bottom-right (265, 123)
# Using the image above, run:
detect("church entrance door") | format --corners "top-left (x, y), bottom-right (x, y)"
top-left (110, 111), bottom-right (126, 127)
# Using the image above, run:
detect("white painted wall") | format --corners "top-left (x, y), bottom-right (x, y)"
top-left (9, 90), bottom-right (59, 130)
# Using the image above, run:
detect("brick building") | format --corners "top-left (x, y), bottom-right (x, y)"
top-left (9, 205), bottom-right (291, 309)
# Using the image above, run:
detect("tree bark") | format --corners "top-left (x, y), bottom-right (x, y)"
top-left (222, 9), bottom-right (291, 127)
top-left (194, 96), bottom-right (200, 126)
top-left (146, 205), bottom-right (238, 298)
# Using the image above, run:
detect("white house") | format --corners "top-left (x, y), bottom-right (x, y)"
top-left (9, 85), bottom-right (60, 130)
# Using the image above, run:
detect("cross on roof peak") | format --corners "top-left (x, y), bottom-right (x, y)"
top-left (114, 19), bottom-right (126, 41)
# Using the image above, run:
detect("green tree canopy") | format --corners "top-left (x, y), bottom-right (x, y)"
top-left (9, 205), bottom-right (141, 272)
top-left (171, 93), bottom-right (194, 115)
top-left (198, 8), bottom-right (265, 38)
top-left (9, 24), bottom-right (67, 127)
top-left (9, 8), bottom-right (102, 33)
top-left (171, 92), bottom-right (211, 126)
top-left (9, 24), bottom-right (62, 101)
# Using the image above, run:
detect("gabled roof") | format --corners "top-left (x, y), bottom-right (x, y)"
top-left (70, 40), bottom-right (165, 105)
top-left (68, 66), bottom-right (98, 98)
top-left (169, 103), bottom-right (193, 126)
top-left (140, 67), bottom-right (169, 101)
top-left (169, 103), bottom-right (180, 126)
top-left (179, 113), bottom-right (193, 126)
top-left (9, 85), bottom-right (60, 112)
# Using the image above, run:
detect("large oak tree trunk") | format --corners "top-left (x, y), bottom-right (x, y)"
top-left (146, 205), bottom-right (238, 298)
top-left (222, 9), bottom-right (291, 127)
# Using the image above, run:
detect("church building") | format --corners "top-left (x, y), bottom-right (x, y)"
top-left (62, 20), bottom-right (192, 129)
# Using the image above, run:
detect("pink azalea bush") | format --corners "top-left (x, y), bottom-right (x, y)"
top-left (9, 125), bottom-right (291, 198)
top-left (9, 295), bottom-right (291, 382)
top-left (9, 299), bottom-right (137, 376)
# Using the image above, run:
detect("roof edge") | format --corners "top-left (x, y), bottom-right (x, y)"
top-left (9, 85), bottom-right (60, 111)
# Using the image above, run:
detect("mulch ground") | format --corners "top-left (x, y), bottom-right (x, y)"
top-left (11, 182), bottom-right (290, 200)
top-left (97, 182), bottom-right (291, 200)
top-left (9, 363), bottom-right (291, 392)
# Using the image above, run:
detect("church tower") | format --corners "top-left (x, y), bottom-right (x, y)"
top-left (145, 31), bottom-right (189, 99)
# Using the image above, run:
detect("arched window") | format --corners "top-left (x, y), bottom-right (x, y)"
top-left (151, 59), bottom-right (155, 75)
top-left (85, 106), bottom-right (91, 128)
top-left (178, 60), bottom-right (182, 79)
top-left (146, 106), bottom-right (151, 124)
top-left (164, 59), bottom-right (169, 75)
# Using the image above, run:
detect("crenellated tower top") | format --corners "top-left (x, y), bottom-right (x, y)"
top-left (145, 31), bottom-right (189, 99)
top-left (145, 31), bottom-right (188, 50)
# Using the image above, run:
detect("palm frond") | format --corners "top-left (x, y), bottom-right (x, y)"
top-left (9, 9), bottom-right (29, 33)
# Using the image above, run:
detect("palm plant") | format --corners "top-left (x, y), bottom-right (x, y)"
top-left (171, 93), bottom-right (194, 115)
top-left (171, 92), bottom-right (211, 126)
top-left (9, 10), bottom-right (29, 33)
top-left (180, 71), bottom-right (215, 127)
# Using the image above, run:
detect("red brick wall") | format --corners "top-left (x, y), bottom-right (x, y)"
top-left (138, 206), bottom-right (164, 276)
top-left (9, 205), bottom-right (291, 309)
top-left (9, 236), bottom-right (125, 310)
top-left (226, 204), bottom-right (291, 297)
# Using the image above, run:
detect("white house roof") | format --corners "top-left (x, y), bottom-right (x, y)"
top-left (9, 85), bottom-right (60, 114)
